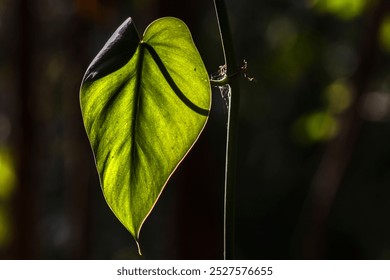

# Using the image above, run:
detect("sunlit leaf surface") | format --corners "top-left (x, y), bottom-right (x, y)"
top-left (80, 17), bottom-right (211, 250)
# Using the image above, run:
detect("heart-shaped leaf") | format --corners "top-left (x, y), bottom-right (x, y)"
top-left (80, 17), bottom-right (211, 251)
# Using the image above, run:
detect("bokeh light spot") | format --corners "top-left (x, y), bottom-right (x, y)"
top-left (380, 16), bottom-right (390, 52)
top-left (292, 111), bottom-right (339, 144)
top-left (0, 147), bottom-right (16, 200)
top-left (323, 80), bottom-right (352, 114)
top-left (311, 0), bottom-right (367, 20)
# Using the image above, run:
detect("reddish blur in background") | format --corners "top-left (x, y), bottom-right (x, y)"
top-left (2, 0), bottom-right (390, 259)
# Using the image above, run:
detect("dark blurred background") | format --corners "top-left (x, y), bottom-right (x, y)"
top-left (1, 0), bottom-right (390, 259)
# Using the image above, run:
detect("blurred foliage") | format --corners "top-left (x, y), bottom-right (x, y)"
top-left (292, 79), bottom-right (352, 143)
top-left (292, 110), bottom-right (339, 143)
top-left (0, 147), bottom-right (15, 200)
top-left (380, 15), bottom-right (390, 52)
top-left (323, 80), bottom-right (352, 114)
top-left (0, 147), bottom-right (15, 249)
top-left (311, 0), bottom-right (368, 20)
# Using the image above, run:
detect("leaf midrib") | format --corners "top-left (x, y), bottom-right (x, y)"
top-left (129, 43), bottom-right (145, 214)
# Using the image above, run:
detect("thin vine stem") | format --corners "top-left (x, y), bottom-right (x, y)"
top-left (213, 0), bottom-right (240, 260)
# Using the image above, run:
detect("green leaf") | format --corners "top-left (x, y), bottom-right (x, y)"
top-left (80, 17), bottom-right (211, 251)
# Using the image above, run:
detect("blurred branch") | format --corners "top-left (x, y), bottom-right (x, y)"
top-left (299, 0), bottom-right (390, 258)
top-left (65, 17), bottom-right (93, 259)
top-left (12, 0), bottom-right (37, 259)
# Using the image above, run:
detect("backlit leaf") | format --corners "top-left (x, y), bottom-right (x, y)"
top-left (80, 17), bottom-right (211, 251)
